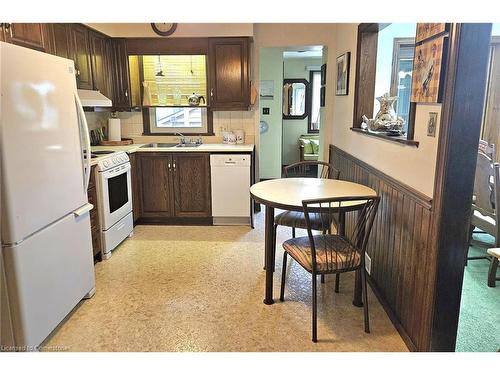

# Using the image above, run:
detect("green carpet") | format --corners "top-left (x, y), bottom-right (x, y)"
top-left (456, 233), bottom-right (500, 352)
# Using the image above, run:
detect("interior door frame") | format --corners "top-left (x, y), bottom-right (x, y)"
top-left (429, 23), bottom-right (493, 351)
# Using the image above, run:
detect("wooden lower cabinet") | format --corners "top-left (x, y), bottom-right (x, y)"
top-left (87, 165), bottom-right (102, 258)
top-left (137, 152), bottom-right (211, 223)
top-left (138, 153), bottom-right (175, 219)
top-left (172, 153), bottom-right (211, 217)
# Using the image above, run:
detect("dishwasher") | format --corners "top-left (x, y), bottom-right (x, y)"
top-left (210, 154), bottom-right (251, 225)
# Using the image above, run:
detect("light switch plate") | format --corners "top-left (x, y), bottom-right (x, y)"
top-left (365, 253), bottom-right (372, 275)
top-left (427, 112), bottom-right (438, 137)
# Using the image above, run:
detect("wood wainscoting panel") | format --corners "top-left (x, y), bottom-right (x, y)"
top-left (329, 145), bottom-right (433, 351)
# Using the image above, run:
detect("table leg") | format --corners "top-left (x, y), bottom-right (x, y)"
top-left (353, 270), bottom-right (363, 307)
top-left (338, 211), bottom-right (346, 236)
top-left (264, 205), bottom-right (275, 305)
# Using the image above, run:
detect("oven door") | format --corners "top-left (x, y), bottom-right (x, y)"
top-left (98, 163), bottom-right (132, 230)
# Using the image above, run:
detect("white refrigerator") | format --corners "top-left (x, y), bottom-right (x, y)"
top-left (0, 42), bottom-right (95, 350)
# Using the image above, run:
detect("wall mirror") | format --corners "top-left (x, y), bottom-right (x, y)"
top-left (283, 79), bottom-right (310, 119)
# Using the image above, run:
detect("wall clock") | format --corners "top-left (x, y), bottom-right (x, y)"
top-left (151, 23), bottom-right (177, 37)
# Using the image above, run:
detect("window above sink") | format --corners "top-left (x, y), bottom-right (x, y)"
top-left (148, 107), bottom-right (209, 134)
top-left (128, 53), bottom-right (212, 135)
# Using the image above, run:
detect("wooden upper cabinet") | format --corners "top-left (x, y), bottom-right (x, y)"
top-left (172, 153), bottom-right (211, 217)
top-left (50, 24), bottom-right (72, 59)
top-left (111, 38), bottom-right (132, 109)
top-left (2, 23), bottom-right (51, 52)
top-left (89, 31), bottom-right (112, 98)
top-left (69, 24), bottom-right (93, 90)
top-left (208, 37), bottom-right (250, 110)
top-left (139, 153), bottom-right (174, 218)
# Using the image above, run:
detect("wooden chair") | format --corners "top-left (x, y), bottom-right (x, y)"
top-left (468, 152), bottom-right (500, 286)
top-left (478, 140), bottom-right (496, 160)
top-left (270, 161), bottom-right (341, 287)
top-left (465, 151), bottom-right (500, 287)
top-left (487, 248), bottom-right (500, 287)
top-left (279, 196), bottom-right (380, 342)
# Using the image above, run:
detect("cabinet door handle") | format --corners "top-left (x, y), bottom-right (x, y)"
top-left (173, 162), bottom-right (176, 170)
top-left (168, 163), bottom-right (171, 170)
top-left (125, 89), bottom-right (128, 97)
top-left (210, 88), bottom-right (214, 98)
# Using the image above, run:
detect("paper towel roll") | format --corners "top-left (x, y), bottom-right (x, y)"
top-left (108, 118), bottom-right (121, 141)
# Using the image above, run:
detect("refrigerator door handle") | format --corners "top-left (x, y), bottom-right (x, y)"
top-left (74, 92), bottom-right (92, 191)
top-left (73, 203), bottom-right (94, 217)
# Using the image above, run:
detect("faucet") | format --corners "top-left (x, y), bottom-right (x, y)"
top-left (175, 132), bottom-right (186, 144)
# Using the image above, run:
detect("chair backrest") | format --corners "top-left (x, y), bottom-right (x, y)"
top-left (302, 196), bottom-right (380, 273)
top-left (478, 140), bottom-right (496, 160)
top-left (473, 151), bottom-right (496, 216)
top-left (284, 161), bottom-right (340, 179)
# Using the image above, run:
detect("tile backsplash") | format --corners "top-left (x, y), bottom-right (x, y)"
top-left (84, 111), bottom-right (112, 132)
top-left (117, 109), bottom-right (256, 143)
top-left (84, 109), bottom-right (256, 144)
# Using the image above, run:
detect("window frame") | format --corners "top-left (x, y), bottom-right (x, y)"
top-left (390, 37), bottom-right (416, 134)
top-left (142, 107), bottom-right (214, 136)
top-left (352, 23), bottom-right (418, 147)
top-left (308, 70), bottom-right (321, 133)
top-left (146, 106), bottom-right (212, 134)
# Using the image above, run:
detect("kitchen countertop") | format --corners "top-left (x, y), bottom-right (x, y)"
top-left (92, 143), bottom-right (255, 154)
top-left (89, 143), bottom-right (254, 166)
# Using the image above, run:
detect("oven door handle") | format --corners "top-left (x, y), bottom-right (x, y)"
top-left (75, 92), bottom-right (92, 191)
top-left (101, 163), bottom-right (131, 179)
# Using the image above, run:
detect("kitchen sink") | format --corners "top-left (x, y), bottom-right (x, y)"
top-left (140, 143), bottom-right (202, 148)
top-left (140, 143), bottom-right (178, 148)
top-left (175, 143), bottom-right (201, 148)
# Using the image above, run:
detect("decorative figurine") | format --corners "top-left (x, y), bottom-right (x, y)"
top-left (362, 93), bottom-right (404, 133)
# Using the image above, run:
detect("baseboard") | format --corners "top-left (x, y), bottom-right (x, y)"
top-left (367, 275), bottom-right (417, 352)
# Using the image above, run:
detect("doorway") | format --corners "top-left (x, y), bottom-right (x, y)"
top-left (258, 46), bottom-right (324, 180)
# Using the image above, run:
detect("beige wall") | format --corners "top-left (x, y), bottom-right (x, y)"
top-left (86, 23), bottom-right (253, 38)
top-left (328, 24), bottom-right (440, 198)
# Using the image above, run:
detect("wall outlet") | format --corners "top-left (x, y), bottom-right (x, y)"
top-left (365, 253), bottom-right (372, 275)
top-left (262, 107), bottom-right (270, 115)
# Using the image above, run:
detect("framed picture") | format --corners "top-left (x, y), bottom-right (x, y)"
top-left (320, 86), bottom-right (326, 107)
top-left (336, 52), bottom-right (350, 96)
top-left (259, 80), bottom-right (274, 100)
top-left (410, 36), bottom-right (448, 103)
top-left (427, 112), bottom-right (438, 137)
top-left (320, 64), bottom-right (327, 86)
top-left (415, 23), bottom-right (448, 43)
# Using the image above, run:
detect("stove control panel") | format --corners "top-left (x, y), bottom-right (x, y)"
top-left (96, 151), bottom-right (130, 171)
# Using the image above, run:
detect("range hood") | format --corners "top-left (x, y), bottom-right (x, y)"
top-left (77, 89), bottom-right (112, 107)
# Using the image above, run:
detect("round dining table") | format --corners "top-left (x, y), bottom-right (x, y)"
top-left (250, 178), bottom-right (377, 306)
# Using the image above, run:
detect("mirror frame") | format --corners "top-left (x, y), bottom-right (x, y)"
top-left (282, 78), bottom-right (311, 120)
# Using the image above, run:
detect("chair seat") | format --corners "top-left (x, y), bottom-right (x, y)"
top-left (275, 210), bottom-right (336, 232)
top-left (471, 209), bottom-right (496, 235)
top-left (283, 235), bottom-right (361, 273)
